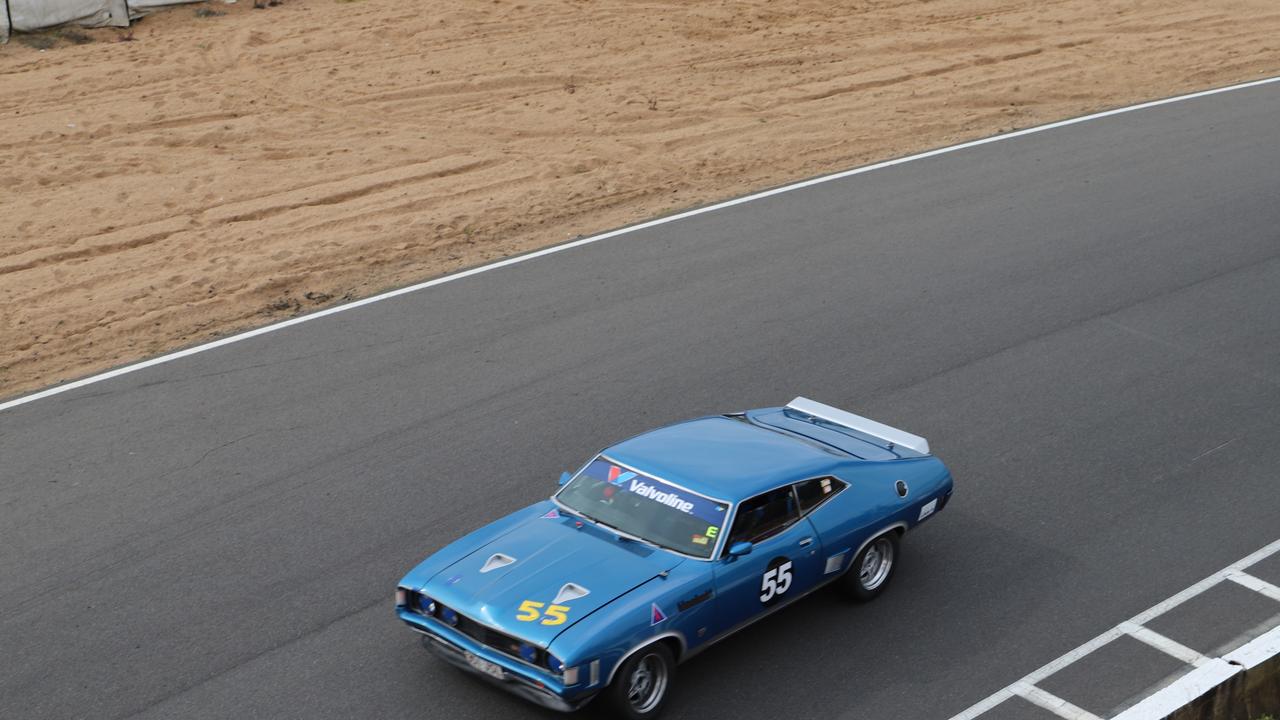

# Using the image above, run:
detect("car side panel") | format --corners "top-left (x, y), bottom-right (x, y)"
top-left (804, 478), bottom-right (884, 577)
top-left (548, 560), bottom-right (716, 692)
top-left (891, 458), bottom-right (953, 529)
top-left (708, 517), bottom-right (824, 636)
top-left (807, 458), bottom-right (952, 573)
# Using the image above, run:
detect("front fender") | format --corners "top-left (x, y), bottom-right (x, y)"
top-left (549, 560), bottom-right (713, 691)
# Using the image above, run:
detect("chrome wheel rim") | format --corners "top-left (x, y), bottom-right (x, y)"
top-left (859, 537), bottom-right (894, 591)
top-left (626, 653), bottom-right (667, 713)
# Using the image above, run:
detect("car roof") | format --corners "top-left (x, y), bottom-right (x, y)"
top-left (603, 415), bottom-right (849, 501)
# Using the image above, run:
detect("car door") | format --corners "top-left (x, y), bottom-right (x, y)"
top-left (710, 485), bottom-right (824, 635)
top-left (792, 475), bottom-right (860, 577)
top-left (796, 473), bottom-right (897, 581)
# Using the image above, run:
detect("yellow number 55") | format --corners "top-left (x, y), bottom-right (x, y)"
top-left (516, 600), bottom-right (571, 625)
top-left (540, 604), bottom-right (569, 626)
top-left (516, 600), bottom-right (544, 621)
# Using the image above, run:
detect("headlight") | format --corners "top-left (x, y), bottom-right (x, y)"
top-left (439, 606), bottom-right (458, 626)
top-left (548, 654), bottom-right (579, 684)
top-left (418, 593), bottom-right (437, 615)
top-left (518, 643), bottom-right (539, 663)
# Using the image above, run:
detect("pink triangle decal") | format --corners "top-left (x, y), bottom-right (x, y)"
top-left (650, 603), bottom-right (667, 625)
top-left (541, 509), bottom-right (560, 519)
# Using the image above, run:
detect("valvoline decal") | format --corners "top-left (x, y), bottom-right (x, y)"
top-left (607, 465), bottom-right (637, 486)
top-left (584, 460), bottom-right (726, 525)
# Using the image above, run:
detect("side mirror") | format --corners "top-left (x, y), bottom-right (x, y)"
top-left (559, 472), bottom-right (572, 486)
top-left (727, 541), bottom-right (753, 559)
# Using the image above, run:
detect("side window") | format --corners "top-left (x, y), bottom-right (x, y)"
top-left (794, 476), bottom-right (847, 515)
top-left (728, 486), bottom-right (799, 545)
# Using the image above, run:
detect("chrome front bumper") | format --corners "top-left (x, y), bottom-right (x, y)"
top-left (419, 633), bottom-right (589, 712)
top-left (399, 611), bottom-right (596, 713)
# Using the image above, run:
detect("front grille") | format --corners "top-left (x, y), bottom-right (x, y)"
top-left (455, 615), bottom-right (529, 658)
top-left (422, 599), bottom-right (549, 669)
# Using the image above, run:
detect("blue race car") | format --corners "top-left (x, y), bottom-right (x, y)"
top-left (395, 397), bottom-right (953, 718)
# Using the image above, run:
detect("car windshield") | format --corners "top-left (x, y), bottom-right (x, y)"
top-left (555, 457), bottom-right (731, 559)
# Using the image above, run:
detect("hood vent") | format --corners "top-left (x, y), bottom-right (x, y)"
top-left (552, 582), bottom-right (591, 604)
top-left (479, 553), bottom-right (517, 573)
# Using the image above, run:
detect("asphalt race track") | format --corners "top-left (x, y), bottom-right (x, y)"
top-left (4, 81), bottom-right (1280, 720)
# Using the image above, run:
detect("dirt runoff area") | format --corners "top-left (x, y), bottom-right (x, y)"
top-left (2, 0), bottom-right (1279, 399)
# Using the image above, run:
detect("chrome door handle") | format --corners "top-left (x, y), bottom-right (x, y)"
top-left (799, 537), bottom-right (814, 547)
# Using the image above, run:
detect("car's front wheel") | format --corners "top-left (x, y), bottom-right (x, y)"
top-left (841, 531), bottom-right (899, 602)
top-left (604, 642), bottom-right (675, 719)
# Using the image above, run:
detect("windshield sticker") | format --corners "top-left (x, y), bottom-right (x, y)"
top-left (627, 479), bottom-right (696, 512)
top-left (558, 458), bottom-right (732, 559)
top-left (607, 465), bottom-right (638, 486)
top-left (583, 460), bottom-right (726, 525)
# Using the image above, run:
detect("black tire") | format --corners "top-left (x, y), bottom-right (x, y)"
top-left (841, 531), bottom-right (900, 602)
top-left (603, 642), bottom-right (675, 720)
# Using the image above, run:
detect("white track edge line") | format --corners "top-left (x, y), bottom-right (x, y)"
top-left (4, 74), bottom-right (1280, 414)
top-left (1231, 538), bottom-right (1280, 572)
top-left (1110, 659), bottom-right (1240, 720)
top-left (1022, 628), bottom-right (1127, 686)
top-left (946, 537), bottom-right (1280, 720)
top-left (1119, 622), bottom-right (1209, 667)
top-left (1126, 574), bottom-right (1225, 627)
top-left (946, 688), bottom-right (1015, 720)
top-left (1011, 682), bottom-right (1105, 720)
top-left (1226, 571), bottom-right (1280, 603)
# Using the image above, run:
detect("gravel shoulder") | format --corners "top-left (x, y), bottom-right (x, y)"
top-left (2, 0), bottom-right (1279, 398)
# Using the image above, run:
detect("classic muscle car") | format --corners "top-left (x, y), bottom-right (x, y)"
top-left (395, 397), bottom-right (954, 718)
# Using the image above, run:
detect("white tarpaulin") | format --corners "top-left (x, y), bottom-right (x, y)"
top-left (0, 0), bottom-right (201, 42)
top-left (128, 0), bottom-right (203, 9)
top-left (7, 0), bottom-right (129, 31)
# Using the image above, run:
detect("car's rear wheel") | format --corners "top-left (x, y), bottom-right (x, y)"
top-left (841, 531), bottom-right (899, 602)
top-left (604, 642), bottom-right (674, 719)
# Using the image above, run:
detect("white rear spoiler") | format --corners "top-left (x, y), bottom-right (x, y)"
top-left (785, 397), bottom-right (930, 456)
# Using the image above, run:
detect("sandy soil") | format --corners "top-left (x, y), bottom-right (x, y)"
top-left (2, 0), bottom-right (1278, 399)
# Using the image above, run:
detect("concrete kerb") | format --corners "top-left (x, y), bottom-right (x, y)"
top-left (1151, 626), bottom-right (1280, 720)
top-left (949, 540), bottom-right (1280, 720)
top-left (1090, 595), bottom-right (1280, 720)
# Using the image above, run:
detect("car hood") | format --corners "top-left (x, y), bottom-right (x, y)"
top-left (420, 505), bottom-right (682, 646)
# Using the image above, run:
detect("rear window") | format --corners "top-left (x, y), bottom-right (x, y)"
top-left (795, 476), bottom-right (846, 514)
top-left (556, 457), bottom-right (731, 559)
